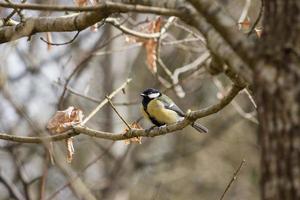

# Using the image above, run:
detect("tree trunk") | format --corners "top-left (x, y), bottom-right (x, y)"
top-left (255, 0), bottom-right (300, 199)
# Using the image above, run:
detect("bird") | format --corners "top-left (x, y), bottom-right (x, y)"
top-left (140, 88), bottom-right (208, 133)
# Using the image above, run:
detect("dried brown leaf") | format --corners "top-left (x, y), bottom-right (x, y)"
top-left (130, 122), bottom-right (143, 129)
top-left (74, 0), bottom-right (87, 6)
top-left (239, 18), bottom-right (251, 33)
top-left (144, 39), bottom-right (158, 74)
top-left (66, 138), bottom-right (75, 163)
top-left (124, 137), bottom-right (142, 144)
top-left (47, 106), bottom-right (83, 163)
top-left (47, 106), bottom-right (84, 134)
top-left (143, 17), bottom-right (162, 74)
top-left (123, 122), bottom-right (143, 144)
top-left (124, 17), bottom-right (163, 74)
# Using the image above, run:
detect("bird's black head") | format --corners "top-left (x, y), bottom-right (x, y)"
top-left (140, 88), bottom-right (161, 100)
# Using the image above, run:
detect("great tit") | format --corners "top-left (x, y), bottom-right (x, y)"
top-left (140, 88), bottom-right (208, 133)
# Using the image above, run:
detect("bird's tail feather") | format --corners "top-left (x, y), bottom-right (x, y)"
top-left (191, 122), bottom-right (208, 133)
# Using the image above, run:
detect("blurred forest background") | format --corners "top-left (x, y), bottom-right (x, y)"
top-left (0, 0), bottom-right (263, 199)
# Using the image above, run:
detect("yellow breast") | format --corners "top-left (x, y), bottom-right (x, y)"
top-left (146, 99), bottom-right (179, 124)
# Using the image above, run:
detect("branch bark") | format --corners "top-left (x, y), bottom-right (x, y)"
top-left (187, 0), bottom-right (255, 66)
top-left (0, 1), bottom-right (180, 43)
top-left (0, 0), bottom-right (253, 86)
top-left (0, 84), bottom-right (242, 143)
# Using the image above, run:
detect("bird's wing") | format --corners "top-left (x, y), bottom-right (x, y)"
top-left (160, 94), bottom-right (185, 117)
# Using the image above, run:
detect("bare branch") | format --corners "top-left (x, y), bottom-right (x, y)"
top-left (106, 96), bottom-right (132, 129)
top-left (57, 33), bottom-right (124, 109)
top-left (3, 0), bottom-right (26, 25)
top-left (187, 0), bottom-right (254, 65)
top-left (0, 1), bottom-right (180, 44)
top-left (82, 78), bottom-right (132, 125)
top-left (55, 82), bottom-right (139, 106)
top-left (77, 85), bottom-right (242, 140)
top-left (247, 0), bottom-right (264, 36)
top-left (47, 142), bottom-right (115, 200)
top-left (219, 159), bottom-right (246, 200)
top-left (0, 0), bottom-right (253, 87)
top-left (105, 17), bottom-right (161, 39)
top-left (182, 3), bottom-right (253, 85)
top-left (0, 172), bottom-right (26, 200)
top-left (238, 0), bottom-right (251, 30)
top-left (39, 154), bottom-right (49, 200)
top-left (40, 31), bottom-right (80, 46)
top-left (0, 130), bottom-right (77, 143)
top-left (213, 78), bottom-right (257, 124)
top-left (0, 84), bottom-right (243, 143)
top-left (0, 1), bottom-right (180, 13)
top-left (171, 51), bottom-right (210, 94)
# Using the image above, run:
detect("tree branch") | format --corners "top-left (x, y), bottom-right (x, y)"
top-left (219, 159), bottom-right (246, 200)
top-left (39, 31), bottom-right (80, 46)
top-left (180, 5), bottom-right (252, 85)
top-left (105, 17), bottom-right (161, 39)
top-left (106, 95), bottom-right (131, 129)
top-left (187, 0), bottom-right (254, 66)
top-left (0, 0), bottom-right (253, 86)
top-left (0, 84), bottom-right (243, 143)
top-left (0, 130), bottom-right (77, 143)
top-left (0, 172), bottom-right (26, 200)
top-left (82, 78), bottom-right (132, 125)
top-left (0, 1), bottom-right (180, 43)
top-left (0, 1), bottom-right (180, 13)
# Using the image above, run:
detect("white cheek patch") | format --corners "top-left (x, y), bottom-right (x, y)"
top-left (148, 92), bottom-right (160, 98)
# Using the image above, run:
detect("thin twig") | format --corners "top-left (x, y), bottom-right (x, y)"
top-left (56, 83), bottom-right (101, 103)
top-left (213, 78), bottom-right (257, 124)
top-left (219, 159), bottom-right (246, 200)
top-left (57, 33), bottom-right (123, 109)
top-left (156, 17), bottom-right (186, 97)
top-left (3, 0), bottom-right (26, 24)
top-left (247, 0), bottom-right (264, 36)
top-left (0, 130), bottom-right (77, 143)
top-left (39, 153), bottom-right (49, 200)
top-left (93, 43), bottom-right (142, 56)
top-left (106, 95), bottom-right (131, 129)
top-left (231, 101), bottom-right (258, 124)
top-left (105, 17), bottom-right (161, 39)
top-left (238, 0), bottom-right (251, 30)
top-left (0, 171), bottom-right (26, 200)
top-left (11, 154), bottom-right (30, 200)
top-left (244, 89), bottom-right (257, 108)
top-left (172, 20), bottom-right (205, 44)
top-left (0, 84), bottom-right (242, 143)
top-left (40, 31), bottom-right (80, 46)
top-left (161, 37), bottom-right (203, 46)
top-left (82, 78), bottom-right (132, 125)
top-left (57, 72), bottom-right (201, 107)
top-left (0, 1), bottom-right (180, 14)
top-left (47, 142), bottom-right (114, 200)
top-left (55, 82), bottom-right (139, 106)
top-left (101, 144), bottom-right (132, 198)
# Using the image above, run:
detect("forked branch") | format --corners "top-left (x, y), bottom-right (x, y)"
top-left (0, 84), bottom-right (243, 143)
